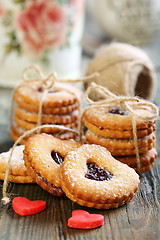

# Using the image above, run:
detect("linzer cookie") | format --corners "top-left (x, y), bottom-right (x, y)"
top-left (10, 125), bottom-right (77, 145)
top-left (15, 99), bottom-right (79, 114)
top-left (86, 130), bottom-right (155, 150)
top-left (10, 66), bottom-right (81, 143)
top-left (15, 107), bottom-right (79, 124)
top-left (0, 145), bottom-right (34, 183)
top-left (84, 106), bottom-right (156, 131)
top-left (115, 148), bottom-right (157, 169)
top-left (14, 82), bottom-right (80, 108)
top-left (85, 130), bottom-right (155, 156)
top-left (84, 119), bottom-right (156, 139)
top-left (60, 144), bottom-right (140, 209)
top-left (23, 133), bottom-right (81, 196)
top-left (84, 103), bottom-right (158, 173)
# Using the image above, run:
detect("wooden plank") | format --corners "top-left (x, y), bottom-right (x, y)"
top-left (0, 126), bottom-right (160, 240)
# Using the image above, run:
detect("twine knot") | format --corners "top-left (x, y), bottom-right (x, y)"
top-left (22, 65), bottom-right (57, 91)
top-left (85, 82), bottom-right (159, 120)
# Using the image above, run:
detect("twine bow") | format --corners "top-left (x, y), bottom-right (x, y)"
top-left (83, 82), bottom-right (159, 173)
top-left (85, 82), bottom-right (159, 120)
top-left (22, 65), bottom-right (57, 91)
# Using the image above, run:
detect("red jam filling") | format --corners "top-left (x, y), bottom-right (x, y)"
top-left (108, 108), bottom-right (128, 115)
top-left (85, 163), bottom-right (113, 181)
top-left (51, 151), bottom-right (64, 165)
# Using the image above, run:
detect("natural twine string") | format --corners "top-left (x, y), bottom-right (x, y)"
top-left (79, 82), bottom-right (159, 173)
top-left (1, 124), bottom-right (79, 204)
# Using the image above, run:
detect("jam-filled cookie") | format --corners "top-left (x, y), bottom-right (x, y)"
top-left (60, 144), bottom-right (140, 209)
top-left (24, 133), bottom-right (81, 196)
top-left (86, 130), bottom-right (155, 150)
top-left (84, 106), bottom-right (155, 131)
top-left (0, 145), bottom-right (34, 183)
top-left (15, 107), bottom-right (79, 124)
top-left (14, 82), bottom-right (81, 108)
top-left (115, 148), bottom-right (158, 170)
top-left (15, 98), bottom-right (79, 115)
top-left (10, 125), bottom-right (77, 145)
top-left (84, 119), bottom-right (155, 139)
top-left (85, 130), bottom-right (155, 156)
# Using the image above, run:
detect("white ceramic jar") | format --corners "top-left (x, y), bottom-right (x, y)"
top-left (0, 0), bottom-right (85, 87)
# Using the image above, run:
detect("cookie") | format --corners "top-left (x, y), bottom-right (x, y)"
top-left (10, 125), bottom-right (77, 145)
top-left (86, 130), bottom-right (155, 149)
top-left (14, 82), bottom-right (81, 108)
top-left (0, 145), bottom-right (34, 183)
top-left (15, 107), bottom-right (79, 124)
top-left (84, 119), bottom-right (156, 139)
top-left (85, 131), bottom-right (155, 156)
top-left (10, 129), bottom-right (26, 145)
top-left (15, 99), bottom-right (79, 115)
top-left (24, 133), bottom-right (81, 196)
top-left (84, 106), bottom-right (156, 131)
top-left (60, 144), bottom-right (140, 209)
top-left (133, 161), bottom-right (155, 173)
top-left (14, 117), bottom-right (78, 132)
top-left (115, 148), bottom-right (158, 168)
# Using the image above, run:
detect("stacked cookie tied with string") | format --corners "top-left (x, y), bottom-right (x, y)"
top-left (83, 83), bottom-right (159, 173)
top-left (10, 65), bottom-right (81, 144)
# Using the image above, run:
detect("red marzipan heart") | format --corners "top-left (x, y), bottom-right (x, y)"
top-left (68, 210), bottom-right (104, 229)
top-left (12, 197), bottom-right (46, 216)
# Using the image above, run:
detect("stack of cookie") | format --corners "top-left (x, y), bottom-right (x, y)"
top-left (10, 82), bottom-right (81, 144)
top-left (84, 106), bottom-right (157, 173)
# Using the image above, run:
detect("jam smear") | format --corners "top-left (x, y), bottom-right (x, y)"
top-left (108, 108), bottom-right (128, 115)
top-left (37, 87), bottom-right (43, 92)
top-left (85, 163), bottom-right (113, 181)
top-left (37, 87), bottom-right (56, 93)
top-left (51, 151), bottom-right (64, 165)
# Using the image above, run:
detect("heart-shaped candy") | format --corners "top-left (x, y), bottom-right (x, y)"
top-left (12, 197), bottom-right (46, 216)
top-left (68, 210), bottom-right (104, 229)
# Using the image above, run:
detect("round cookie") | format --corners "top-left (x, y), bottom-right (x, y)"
top-left (84, 106), bottom-right (156, 131)
top-left (23, 133), bottom-right (81, 196)
top-left (10, 127), bottom-right (27, 145)
top-left (133, 162), bottom-right (155, 173)
top-left (14, 117), bottom-right (78, 132)
top-left (10, 125), bottom-right (77, 145)
top-left (60, 144), bottom-right (140, 209)
top-left (15, 99), bottom-right (79, 115)
top-left (84, 119), bottom-right (156, 139)
top-left (0, 145), bottom-right (34, 183)
top-left (115, 148), bottom-right (158, 168)
top-left (85, 131), bottom-right (155, 156)
top-left (85, 130), bottom-right (155, 150)
top-left (14, 82), bottom-right (81, 108)
top-left (15, 107), bottom-right (79, 124)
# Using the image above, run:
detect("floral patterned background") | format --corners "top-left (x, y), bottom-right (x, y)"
top-left (0, 0), bottom-right (85, 86)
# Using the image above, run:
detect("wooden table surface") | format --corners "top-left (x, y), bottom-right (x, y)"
top-left (0, 87), bottom-right (160, 240)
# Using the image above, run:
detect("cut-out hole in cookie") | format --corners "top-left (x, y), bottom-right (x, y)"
top-left (37, 87), bottom-right (59, 93)
top-left (85, 162), bottom-right (113, 181)
top-left (108, 108), bottom-right (128, 116)
top-left (51, 151), bottom-right (64, 165)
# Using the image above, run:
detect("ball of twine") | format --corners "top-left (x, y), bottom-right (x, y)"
top-left (84, 42), bottom-right (156, 101)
